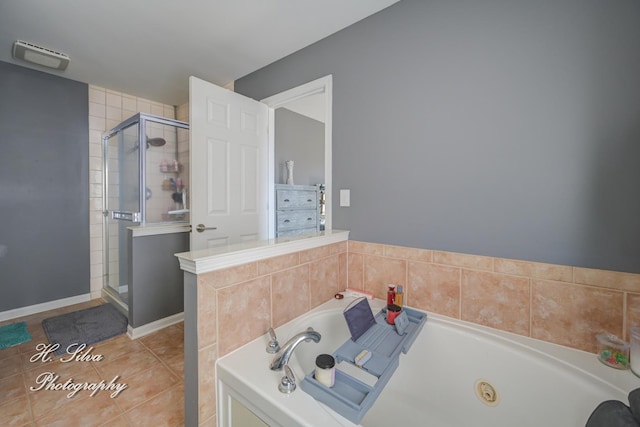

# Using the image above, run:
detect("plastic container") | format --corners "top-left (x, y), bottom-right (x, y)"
top-left (596, 333), bottom-right (629, 369)
top-left (630, 327), bottom-right (640, 377)
top-left (395, 285), bottom-right (403, 307)
top-left (386, 304), bottom-right (401, 325)
top-left (315, 354), bottom-right (335, 387)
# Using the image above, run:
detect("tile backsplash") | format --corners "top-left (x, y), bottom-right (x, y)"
top-left (347, 240), bottom-right (640, 353)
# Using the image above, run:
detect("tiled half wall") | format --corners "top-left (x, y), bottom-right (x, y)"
top-left (190, 239), bottom-right (640, 425)
top-left (191, 241), bottom-right (348, 426)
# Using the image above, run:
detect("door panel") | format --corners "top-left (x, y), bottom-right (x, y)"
top-left (207, 138), bottom-right (230, 215)
top-left (240, 144), bottom-right (259, 213)
top-left (190, 77), bottom-right (268, 250)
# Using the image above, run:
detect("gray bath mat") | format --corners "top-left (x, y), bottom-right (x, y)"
top-left (42, 303), bottom-right (127, 355)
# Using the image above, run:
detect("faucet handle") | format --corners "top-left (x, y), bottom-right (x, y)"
top-left (278, 364), bottom-right (296, 394)
top-left (266, 327), bottom-right (280, 354)
top-left (303, 327), bottom-right (318, 342)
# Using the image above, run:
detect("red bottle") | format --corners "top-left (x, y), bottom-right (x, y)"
top-left (387, 285), bottom-right (396, 306)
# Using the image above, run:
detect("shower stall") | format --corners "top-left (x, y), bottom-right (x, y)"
top-left (102, 113), bottom-right (189, 312)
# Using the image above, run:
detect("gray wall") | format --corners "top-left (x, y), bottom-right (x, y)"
top-left (182, 271), bottom-right (198, 427)
top-left (0, 61), bottom-right (90, 311)
top-left (128, 231), bottom-right (189, 328)
top-left (236, 0), bottom-right (640, 273)
top-left (275, 108), bottom-right (325, 185)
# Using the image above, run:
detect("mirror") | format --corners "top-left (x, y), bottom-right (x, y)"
top-left (261, 75), bottom-right (333, 238)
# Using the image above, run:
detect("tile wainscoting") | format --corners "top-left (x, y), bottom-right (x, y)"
top-left (186, 237), bottom-right (639, 425)
top-left (183, 238), bottom-right (348, 426)
top-left (348, 240), bottom-right (640, 353)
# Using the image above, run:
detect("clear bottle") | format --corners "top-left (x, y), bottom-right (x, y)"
top-left (395, 285), bottom-right (404, 307)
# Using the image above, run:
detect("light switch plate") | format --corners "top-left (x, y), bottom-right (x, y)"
top-left (340, 189), bottom-right (350, 207)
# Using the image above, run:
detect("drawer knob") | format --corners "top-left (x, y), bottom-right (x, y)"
top-left (284, 219), bottom-right (290, 223)
top-left (284, 199), bottom-right (290, 202)
top-left (307, 199), bottom-right (313, 202)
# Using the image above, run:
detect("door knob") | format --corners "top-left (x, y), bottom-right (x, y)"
top-left (195, 224), bottom-right (217, 233)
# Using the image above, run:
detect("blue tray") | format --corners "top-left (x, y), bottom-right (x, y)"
top-left (300, 306), bottom-right (427, 424)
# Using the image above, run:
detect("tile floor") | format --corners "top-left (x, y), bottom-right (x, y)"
top-left (0, 299), bottom-right (185, 426)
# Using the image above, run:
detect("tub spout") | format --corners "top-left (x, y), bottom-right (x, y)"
top-left (270, 327), bottom-right (321, 371)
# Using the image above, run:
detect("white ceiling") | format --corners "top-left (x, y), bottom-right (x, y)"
top-left (0, 0), bottom-right (399, 106)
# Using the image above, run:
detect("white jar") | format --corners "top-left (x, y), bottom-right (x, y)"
top-left (315, 354), bottom-right (335, 387)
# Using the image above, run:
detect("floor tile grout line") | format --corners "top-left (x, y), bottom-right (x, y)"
top-left (120, 381), bottom-right (184, 421)
top-left (2, 300), bottom-right (185, 426)
top-left (20, 303), bottom-right (124, 423)
top-left (90, 338), bottom-right (181, 414)
top-left (137, 338), bottom-right (184, 382)
top-left (96, 361), bottom-right (183, 420)
top-left (22, 369), bottom-right (36, 426)
top-left (0, 372), bottom-right (29, 419)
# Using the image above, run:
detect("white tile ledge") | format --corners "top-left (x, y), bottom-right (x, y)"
top-left (128, 223), bottom-right (190, 237)
top-left (175, 230), bottom-right (349, 275)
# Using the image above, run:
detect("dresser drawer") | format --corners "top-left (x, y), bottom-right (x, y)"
top-left (276, 190), bottom-right (317, 210)
top-left (276, 227), bottom-right (318, 237)
top-left (276, 210), bottom-right (317, 230)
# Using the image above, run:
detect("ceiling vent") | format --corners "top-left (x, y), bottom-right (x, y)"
top-left (12, 40), bottom-right (70, 71)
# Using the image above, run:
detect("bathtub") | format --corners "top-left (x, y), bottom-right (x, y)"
top-left (216, 294), bottom-right (639, 427)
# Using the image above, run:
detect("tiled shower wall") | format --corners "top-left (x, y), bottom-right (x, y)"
top-left (87, 86), bottom-right (176, 296)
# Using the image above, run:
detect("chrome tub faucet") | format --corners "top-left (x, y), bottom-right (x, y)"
top-left (269, 327), bottom-right (321, 371)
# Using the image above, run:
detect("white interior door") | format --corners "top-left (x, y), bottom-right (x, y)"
top-left (189, 76), bottom-right (268, 251)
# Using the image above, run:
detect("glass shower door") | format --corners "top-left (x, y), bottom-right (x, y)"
top-left (103, 122), bottom-right (140, 306)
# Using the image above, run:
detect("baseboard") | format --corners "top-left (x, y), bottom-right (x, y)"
top-left (0, 293), bottom-right (93, 322)
top-left (127, 312), bottom-right (184, 340)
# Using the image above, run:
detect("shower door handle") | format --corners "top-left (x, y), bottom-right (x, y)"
top-left (195, 224), bottom-right (217, 233)
top-left (111, 211), bottom-right (141, 222)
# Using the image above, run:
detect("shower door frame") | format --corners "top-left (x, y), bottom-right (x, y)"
top-left (101, 113), bottom-right (189, 311)
top-left (103, 113), bottom-right (189, 225)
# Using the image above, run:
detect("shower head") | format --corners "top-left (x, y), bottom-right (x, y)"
top-left (125, 136), bottom-right (167, 154)
top-left (146, 137), bottom-right (166, 148)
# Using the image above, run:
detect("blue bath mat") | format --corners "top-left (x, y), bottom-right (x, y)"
top-left (42, 303), bottom-right (128, 355)
top-left (0, 321), bottom-right (32, 349)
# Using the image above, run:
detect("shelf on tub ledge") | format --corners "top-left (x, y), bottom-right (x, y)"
top-left (300, 305), bottom-right (427, 424)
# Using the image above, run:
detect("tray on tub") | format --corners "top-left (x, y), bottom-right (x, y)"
top-left (300, 306), bottom-right (427, 424)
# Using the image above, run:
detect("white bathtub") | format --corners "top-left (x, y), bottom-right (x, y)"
top-left (216, 294), bottom-right (639, 427)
